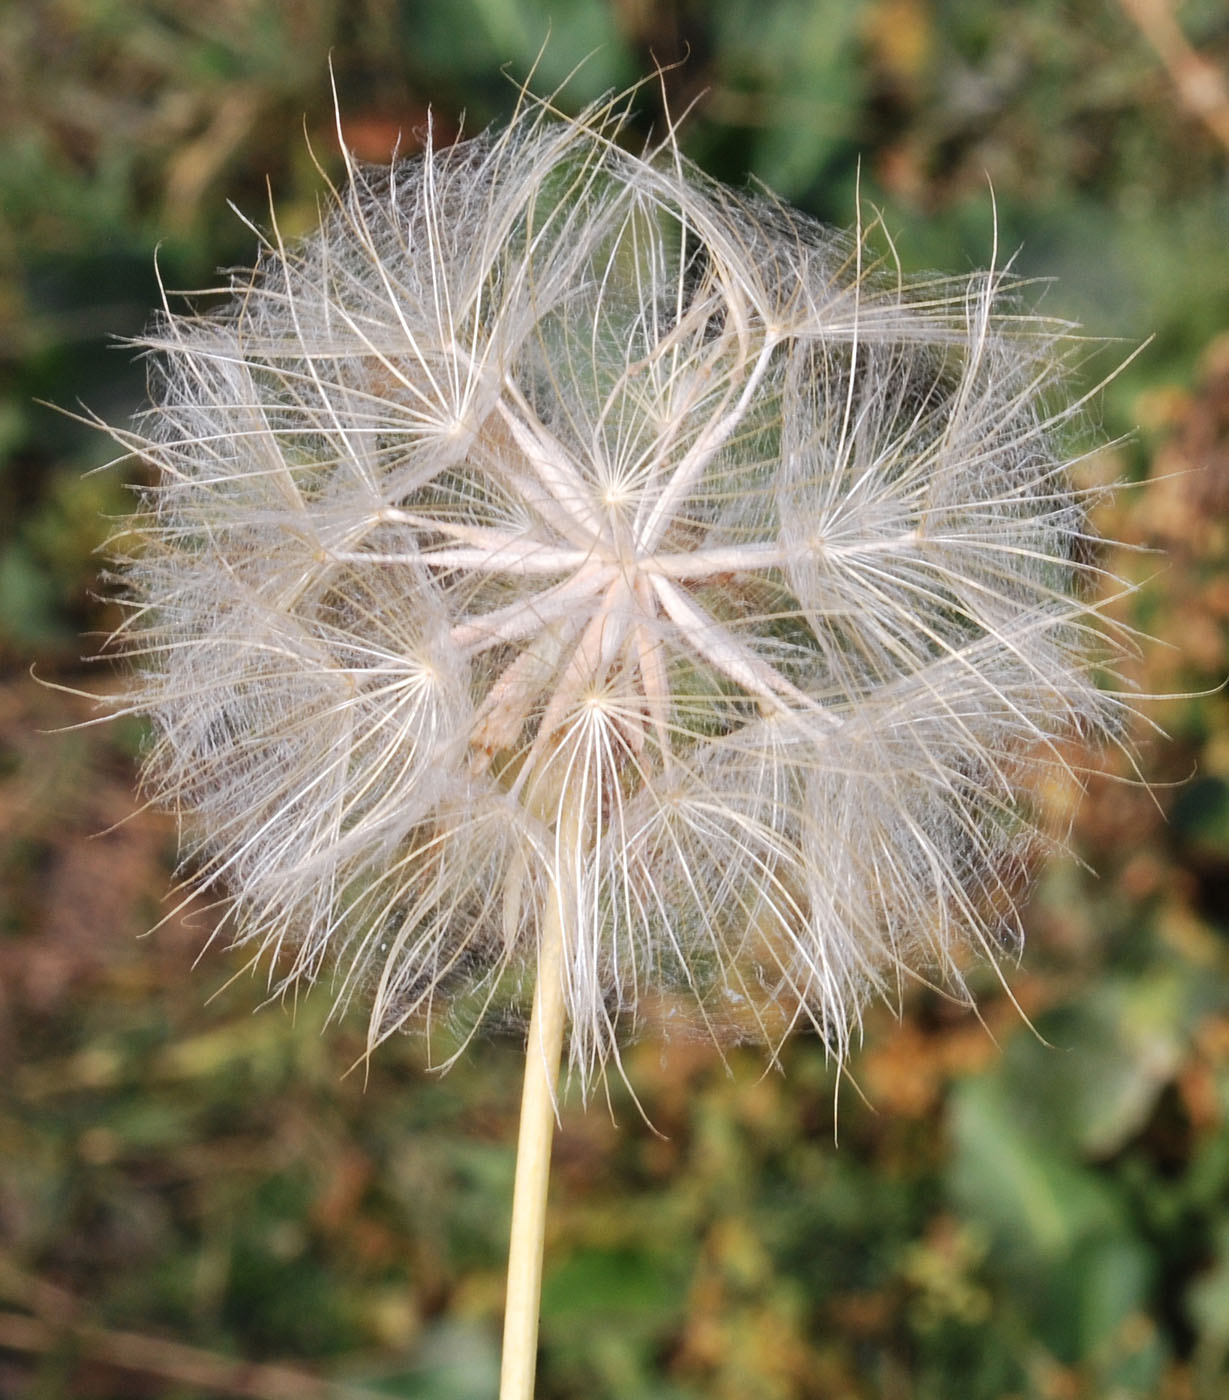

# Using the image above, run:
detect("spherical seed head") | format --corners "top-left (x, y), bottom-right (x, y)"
top-left (110, 90), bottom-right (1131, 1086)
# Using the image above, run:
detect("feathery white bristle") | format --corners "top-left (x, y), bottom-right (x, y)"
top-left (107, 91), bottom-right (1135, 1088)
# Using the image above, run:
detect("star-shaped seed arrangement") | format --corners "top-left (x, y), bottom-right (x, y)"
top-left (102, 86), bottom-right (1134, 1398)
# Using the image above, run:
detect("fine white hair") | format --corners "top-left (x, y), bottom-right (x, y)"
top-left (105, 87), bottom-right (1136, 1088)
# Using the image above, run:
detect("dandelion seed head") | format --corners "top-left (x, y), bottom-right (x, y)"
top-left (106, 86), bottom-right (1136, 1088)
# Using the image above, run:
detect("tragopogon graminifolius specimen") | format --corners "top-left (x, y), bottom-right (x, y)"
top-left (104, 89), bottom-right (1134, 1092)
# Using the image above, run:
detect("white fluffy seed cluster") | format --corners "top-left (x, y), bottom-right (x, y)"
top-left (110, 93), bottom-right (1129, 1083)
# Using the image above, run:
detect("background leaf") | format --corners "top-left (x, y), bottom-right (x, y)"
top-left (2, 3), bottom-right (1227, 1397)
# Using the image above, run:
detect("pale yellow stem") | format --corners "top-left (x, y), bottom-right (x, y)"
top-left (498, 878), bottom-right (567, 1400)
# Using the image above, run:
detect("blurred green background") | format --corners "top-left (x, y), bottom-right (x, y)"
top-left (2, 2), bottom-right (1228, 1397)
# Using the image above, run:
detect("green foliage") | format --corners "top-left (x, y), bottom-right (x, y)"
top-left (2, 2), bottom-right (1228, 1397)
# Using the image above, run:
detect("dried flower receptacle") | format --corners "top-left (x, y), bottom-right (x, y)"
top-left (106, 91), bottom-right (1130, 1087)
top-left (98, 80), bottom-right (1141, 1400)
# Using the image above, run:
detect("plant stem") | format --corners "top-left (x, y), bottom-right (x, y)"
top-left (499, 879), bottom-right (567, 1400)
